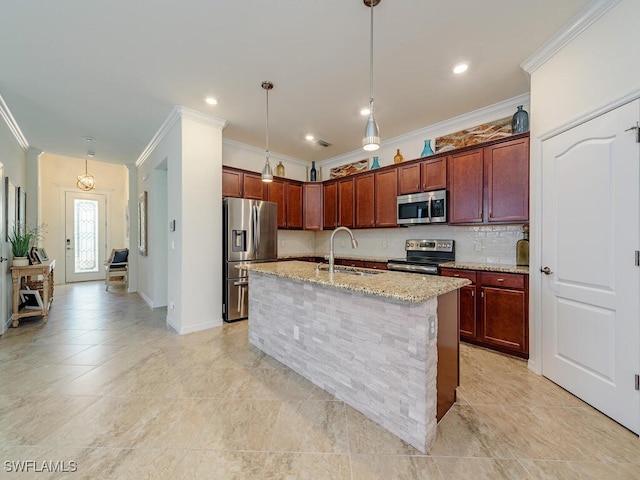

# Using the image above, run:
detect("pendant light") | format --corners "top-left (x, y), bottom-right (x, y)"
top-left (362, 0), bottom-right (380, 152)
top-left (261, 81), bottom-right (274, 183)
top-left (77, 155), bottom-right (96, 191)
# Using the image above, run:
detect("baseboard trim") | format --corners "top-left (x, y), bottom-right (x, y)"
top-left (166, 315), bottom-right (222, 335)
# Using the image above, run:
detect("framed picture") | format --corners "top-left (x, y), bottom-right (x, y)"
top-left (19, 289), bottom-right (44, 310)
top-left (329, 159), bottom-right (369, 178)
top-left (138, 191), bottom-right (148, 256)
top-left (36, 248), bottom-right (49, 261)
top-left (17, 186), bottom-right (26, 230)
top-left (4, 177), bottom-right (17, 241)
top-left (29, 247), bottom-right (41, 265)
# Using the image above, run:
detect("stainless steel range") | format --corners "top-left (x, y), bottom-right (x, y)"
top-left (387, 239), bottom-right (454, 275)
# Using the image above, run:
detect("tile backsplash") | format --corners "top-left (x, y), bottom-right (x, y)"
top-left (278, 224), bottom-right (526, 264)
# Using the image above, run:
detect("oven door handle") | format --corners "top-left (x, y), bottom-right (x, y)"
top-left (387, 263), bottom-right (438, 274)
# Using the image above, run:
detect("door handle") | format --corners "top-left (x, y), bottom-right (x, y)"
top-left (540, 266), bottom-right (553, 275)
top-left (0, 257), bottom-right (7, 262)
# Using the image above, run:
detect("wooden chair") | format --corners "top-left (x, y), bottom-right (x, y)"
top-left (105, 248), bottom-right (128, 291)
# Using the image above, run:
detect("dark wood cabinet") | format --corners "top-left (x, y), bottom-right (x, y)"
top-left (448, 148), bottom-right (484, 224)
top-left (337, 178), bottom-right (354, 228)
top-left (323, 181), bottom-right (337, 230)
top-left (355, 173), bottom-right (375, 228)
top-left (375, 168), bottom-right (397, 227)
top-left (449, 135), bottom-right (530, 225)
top-left (287, 182), bottom-right (303, 229)
top-left (397, 163), bottom-right (421, 195)
top-left (440, 268), bottom-right (528, 358)
top-left (485, 137), bottom-right (529, 223)
top-left (303, 183), bottom-right (323, 230)
top-left (267, 179), bottom-right (287, 229)
top-left (243, 172), bottom-right (266, 200)
top-left (363, 261), bottom-right (387, 270)
top-left (335, 259), bottom-right (364, 268)
top-left (222, 168), bottom-right (243, 198)
top-left (422, 157), bottom-right (447, 191)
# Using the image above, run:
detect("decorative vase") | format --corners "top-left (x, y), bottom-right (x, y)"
top-left (371, 156), bottom-right (380, 169)
top-left (511, 105), bottom-right (529, 134)
top-left (516, 224), bottom-right (530, 266)
top-left (276, 161), bottom-right (285, 177)
top-left (310, 161), bottom-right (317, 182)
top-left (393, 149), bottom-right (404, 164)
top-left (421, 139), bottom-right (434, 157)
top-left (13, 256), bottom-right (29, 267)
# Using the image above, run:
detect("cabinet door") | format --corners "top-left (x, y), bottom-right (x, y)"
top-left (480, 286), bottom-right (527, 354)
top-left (485, 137), bottom-right (529, 223)
top-left (287, 182), bottom-right (303, 229)
top-left (243, 172), bottom-right (265, 200)
top-left (375, 168), bottom-right (397, 227)
top-left (355, 173), bottom-right (375, 228)
top-left (323, 181), bottom-right (337, 229)
top-left (222, 169), bottom-right (243, 197)
top-left (267, 179), bottom-right (287, 229)
top-left (337, 178), bottom-right (354, 228)
top-left (422, 157), bottom-right (447, 191)
top-left (397, 163), bottom-right (421, 195)
top-left (460, 285), bottom-right (477, 339)
top-left (448, 148), bottom-right (484, 224)
top-left (303, 183), bottom-right (323, 230)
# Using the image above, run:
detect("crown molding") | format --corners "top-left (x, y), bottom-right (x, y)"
top-left (223, 138), bottom-right (308, 166)
top-left (136, 106), bottom-right (228, 167)
top-left (0, 93), bottom-right (29, 150)
top-left (319, 93), bottom-right (530, 168)
top-left (521, 0), bottom-right (620, 75)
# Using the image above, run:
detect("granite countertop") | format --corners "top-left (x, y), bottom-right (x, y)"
top-left (240, 260), bottom-right (469, 303)
top-left (439, 261), bottom-right (529, 275)
top-left (278, 253), bottom-right (390, 263)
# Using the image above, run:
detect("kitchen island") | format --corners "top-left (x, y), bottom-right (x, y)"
top-left (242, 261), bottom-right (469, 453)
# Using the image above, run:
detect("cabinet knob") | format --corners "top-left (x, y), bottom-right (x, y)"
top-left (453, 274), bottom-right (460, 277)
top-left (497, 278), bottom-right (504, 282)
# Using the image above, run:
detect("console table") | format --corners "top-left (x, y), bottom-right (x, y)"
top-left (10, 259), bottom-right (55, 327)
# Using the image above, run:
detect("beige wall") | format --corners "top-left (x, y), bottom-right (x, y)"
top-left (39, 153), bottom-right (129, 284)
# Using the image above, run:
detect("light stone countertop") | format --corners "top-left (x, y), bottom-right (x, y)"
top-left (439, 261), bottom-right (529, 274)
top-left (240, 260), bottom-right (469, 303)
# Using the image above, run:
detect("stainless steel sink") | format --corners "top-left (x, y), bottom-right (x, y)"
top-left (315, 264), bottom-right (384, 276)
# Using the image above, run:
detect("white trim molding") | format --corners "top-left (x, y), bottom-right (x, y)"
top-left (223, 138), bottom-right (309, 167)
top-left (136, 106), bottom-right (228, 167)
top-left (0, 93), bottom-right (29, 150)
top-left (521, 0), bottom-right (621, 75)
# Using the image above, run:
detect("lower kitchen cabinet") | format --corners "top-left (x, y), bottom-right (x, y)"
top-left (440, 268), bottom-right (528, 358)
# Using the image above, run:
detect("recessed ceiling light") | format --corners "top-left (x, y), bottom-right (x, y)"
top-left (87, 150), bottom-right (95, 157)
top-left (360, 108), bottom-right (371, 116)
top-left (305, 134), bottom-right (314, 141)
top-left (205, 97), bottom-right (218, 105)
top-left (82, 136), bottom-right (95, 142)
top-left (452, 63), bottom-right (469, 75)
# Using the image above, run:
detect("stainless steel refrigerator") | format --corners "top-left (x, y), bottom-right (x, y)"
top-left (223, 197), bottom-right (278, 322)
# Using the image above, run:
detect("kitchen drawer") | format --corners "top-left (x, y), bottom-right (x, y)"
top-left (363, 261), bottom-right (387, 270)
top-left (440, 268), bottom-right (476, 284)
top-left (335, 259), bottom-right (365, 268)
top-left (479, 272), bottom-right (525, 289)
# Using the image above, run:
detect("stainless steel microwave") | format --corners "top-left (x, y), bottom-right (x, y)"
top-left (397, 190), bottom-right (447, 225)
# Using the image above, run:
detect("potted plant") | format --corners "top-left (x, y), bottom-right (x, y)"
top-left (8, 223), bottom-right (44, 266)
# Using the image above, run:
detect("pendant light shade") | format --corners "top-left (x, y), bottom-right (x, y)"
top-left (77, 158), bottom-right (95, 191)
top-left (362, 0), bottom-right (380, 152)
top-left (261, 81), bottom-right (274, 183)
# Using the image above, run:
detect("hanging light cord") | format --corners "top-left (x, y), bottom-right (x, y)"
top-left (369, 0), bottom-right (374, 111)
top-left (265, 85), bottom-right (270, 160)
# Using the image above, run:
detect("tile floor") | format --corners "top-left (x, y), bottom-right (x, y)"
top-left (0, 281), bottom-right (638, 479)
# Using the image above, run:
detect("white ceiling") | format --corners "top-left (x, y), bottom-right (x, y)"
top-left (0, 0), bottom-right (590, 165)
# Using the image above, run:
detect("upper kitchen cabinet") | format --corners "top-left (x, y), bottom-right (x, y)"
top-left (448, 148), bottom-right (485, 224)
top-left (337, 177), bottom-right (355, 228)
top-left (485, 136), bottom-right (529, 223)
top-left (303, 183), bottom-right (323, 230)
top-left (449, 133), bottom-right (530, 224)
top-left (267, 179), bottom-right (287, 229)
top-left (287, 181), bottom-right (303, 229)
top-left (222, 166), bottom-right (266, 200)
top-left (323, 181), bottom-right (337, 230)
top-left (355, 173), bottom-right (375, 228)
top-left (397, 157), bottom-right (447, 195)
top-left (375, 168), bottom-right (398, 227)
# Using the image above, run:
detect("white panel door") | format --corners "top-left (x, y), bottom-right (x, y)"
top-left (541, 99), bottom-right (640, 434)
top-left (65, 191), bottom-right (107, 283)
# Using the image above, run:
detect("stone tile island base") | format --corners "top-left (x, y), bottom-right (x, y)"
top-left (248, 271), bottom-right (459, 453)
